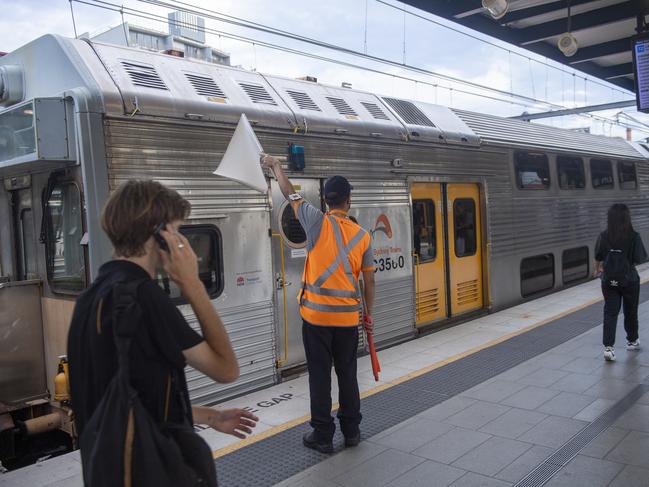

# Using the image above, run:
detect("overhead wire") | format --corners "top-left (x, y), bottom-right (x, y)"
top-left (71, 0), bottom-right (649, 134)
top-left (144, 0), bottom-right (631, 99)
top-left (73, 0), bottom-right (557, 110)
top-left (130, 0), bottom-right (644, 130)
top-left (374, 0), bottom-right (630, 98)
top-left (133, 0), bottom-right (564, 108)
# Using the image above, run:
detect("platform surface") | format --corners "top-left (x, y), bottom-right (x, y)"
top-left (3, 266), bottom-right (649, 487)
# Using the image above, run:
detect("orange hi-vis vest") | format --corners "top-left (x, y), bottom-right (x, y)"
top-left (299, 210), bottom-right (372, 326)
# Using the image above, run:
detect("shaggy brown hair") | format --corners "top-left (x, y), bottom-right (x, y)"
top-left (101, 180), bottom-right (191, 257)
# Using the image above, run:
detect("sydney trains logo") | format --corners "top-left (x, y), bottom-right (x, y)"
top-left (370, 214), bottom-right (393, 239)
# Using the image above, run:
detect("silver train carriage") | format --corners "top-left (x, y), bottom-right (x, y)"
top-left (1, 35), bottom-right (648, 446)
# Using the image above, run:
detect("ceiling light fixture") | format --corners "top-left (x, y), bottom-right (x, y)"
top-left (558, 0), bottom-right (579, 57)
top-left (482, 0), bottom-right (509, 20)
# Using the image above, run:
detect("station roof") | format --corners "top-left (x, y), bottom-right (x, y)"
top-left (400, 0), bottom-right (649, 93)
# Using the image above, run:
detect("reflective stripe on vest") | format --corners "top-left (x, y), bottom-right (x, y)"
top-left (300, 215), bottom-right (367, 325)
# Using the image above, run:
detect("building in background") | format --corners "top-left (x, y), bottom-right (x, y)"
top-left (91, 11), bottom-right (230, 65)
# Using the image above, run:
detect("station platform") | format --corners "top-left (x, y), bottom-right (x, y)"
top-left (3, 266), bottom-right (649, 487)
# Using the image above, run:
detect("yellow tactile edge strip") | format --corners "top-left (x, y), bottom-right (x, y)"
top-left (212, 276), bottom-right (649, 459)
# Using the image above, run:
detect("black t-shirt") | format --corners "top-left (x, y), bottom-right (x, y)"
top-left (67, 260), bottom-right (204, 436)
top-left (595, 231), bottom-right (648, 280)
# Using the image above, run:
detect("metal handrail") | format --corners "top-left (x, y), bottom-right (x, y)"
top-left (271, 233), bottom-right (289, 366)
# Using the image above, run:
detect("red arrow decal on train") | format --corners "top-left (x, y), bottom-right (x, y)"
top-left (372, 214), bottom-right (393, 239)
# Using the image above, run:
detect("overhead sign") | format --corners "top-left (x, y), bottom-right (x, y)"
top-left (633, 34), bottom-right (649, 113)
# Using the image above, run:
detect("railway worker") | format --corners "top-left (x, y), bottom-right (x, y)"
top-left (67, 180), bottom-right (258, 485)
top-left (262, 154), bottom-right (376, 454)
top-left (594, 203), bottom-right (647, 362)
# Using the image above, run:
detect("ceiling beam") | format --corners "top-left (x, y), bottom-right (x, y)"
top-left (518, 1), bottom-right (645, 45)
top-left (510, 99), bottom-right (637, 120)
top-left (603, 62), bottom-right (634, 79)
top-left (442, 1), bottom-right (484, 18)
top-left (568, 37), bottom-right (633, 64)
top-left (399, 0), bottom-right (637, 92)
top-left (501, 0), bottom-right (596, 26)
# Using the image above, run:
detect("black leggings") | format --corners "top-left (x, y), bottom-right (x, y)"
top-left (602, 280), bottom-right (640, 347)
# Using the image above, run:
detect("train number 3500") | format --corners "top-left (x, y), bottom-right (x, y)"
top-left (374, 255), bottom-right (405, 273)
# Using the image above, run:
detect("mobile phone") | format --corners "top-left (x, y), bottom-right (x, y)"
top-left (153, 223), bottom-right (169, 252)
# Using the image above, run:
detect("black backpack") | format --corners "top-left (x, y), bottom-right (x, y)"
top-left (79, 280), bottom-right (218, 487)
top-left (602, 235), bottom-right (633, 288)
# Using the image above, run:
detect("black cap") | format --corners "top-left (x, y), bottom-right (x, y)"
top-left (324, 176), bottom-right (353, 204)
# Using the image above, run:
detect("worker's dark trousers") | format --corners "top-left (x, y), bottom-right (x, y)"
top-left (602, 279), bottom-right (640, 347)
top-left (302, 321), bottom-right (361, 442)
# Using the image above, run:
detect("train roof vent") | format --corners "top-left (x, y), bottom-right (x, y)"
top-left (361, 101), bottom-right (390, 120)
top-left (326, 96), bottom-right (358, 116)
top-left (286, 90), bottom-right (321, 111)
top-left (186, 73), bottom-right (227, 98)
top-left (121, 61), bottom-right (168, 90)
top-left (238, 82), bottom-right (277, 105)
top-left (383, 97), bottom-right (435, 127)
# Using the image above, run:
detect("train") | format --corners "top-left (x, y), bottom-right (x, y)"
top-left (0, 34), bottom-right (648, 468)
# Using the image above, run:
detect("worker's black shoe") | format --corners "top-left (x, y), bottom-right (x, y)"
top-left (302, 432), bottom-right (333, 454)
top-left (344, 433), bottom-right (361, 447)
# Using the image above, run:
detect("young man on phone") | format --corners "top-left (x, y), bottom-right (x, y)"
top-left (68, 180), bottom-right (257, 484)
top-left (262, 154), bottom-right (376, 454)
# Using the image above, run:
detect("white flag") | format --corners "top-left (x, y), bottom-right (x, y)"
top-left (213, 113), bottom-right (267, 193)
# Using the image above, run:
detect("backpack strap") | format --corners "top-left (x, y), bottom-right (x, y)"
top-left (110, 279), bottom-right (147, 394)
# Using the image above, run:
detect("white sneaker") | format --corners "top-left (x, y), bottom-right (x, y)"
top-left (604, 347), bottom-right (616, 361)
top-left (626, 340), bottom-right (640, 351)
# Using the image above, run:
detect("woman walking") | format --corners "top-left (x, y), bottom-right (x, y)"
top-left (595, 203), bottom-right (647, 361)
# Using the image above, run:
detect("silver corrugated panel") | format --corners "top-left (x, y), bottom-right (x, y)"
top-left (453, 109), bottom-right (644, 160)
top-left (373, 276), bottom-right (416, 346)
top-left (103, 117), bottom-right (268, 211)
top-left (349, 180), bottom-right (415, 346)
top-left (104, 116), bottom-right (277, 404)
top-left (182, 301), bottom-right (276, 405)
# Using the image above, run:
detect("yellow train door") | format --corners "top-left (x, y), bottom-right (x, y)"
top-left (411, 183), bottom-right (447, 325)
top-left (447, 183), bottom-right (484, 315)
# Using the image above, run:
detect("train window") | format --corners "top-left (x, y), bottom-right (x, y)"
top-left (557, 156), bottom-right (585, 189)
top-left (413, 199), bottom-right (436, 262)
top-left (514, 152), bottom-right (550, 189)
top-left (618, 162), bottom-right (637, 190)
top-left (590, 159), bottom-right (614, 189)
top-left (562, 247), bottom-right (589, 284)
top-left (156, 225), bottom-right (223, 301)
top-left (521, 254), bottom-right (554, 297)
top-left (280, 203), bottom-right (307, 248)
top-left (454, 199), bottom-right (477, 257)
top-left (44, 182), bottom-right (86, 293)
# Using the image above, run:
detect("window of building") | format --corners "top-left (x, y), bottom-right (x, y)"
top-left (454, 199), bottom-right (477, 257)
top-left (521, 254), bottom-right (554, 297)
top-left (591, 159), bottom-right (614, 189)
top-left (43, 182), bottom-right (86, 293)
top-left (618, 161), bottom-right (637, 190)
top-left (413, 199), bottom-right (436, 262)
top-left (280, 203), bottom-right (306, 247)
top-left (562, 247), bottom-right (589, 284)
top-left (515, 152), bottom-right (550, 189)
top-left (557, 156), bottom-right (585, 189)
top-left (157, 225), bottom-right (223, 300)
